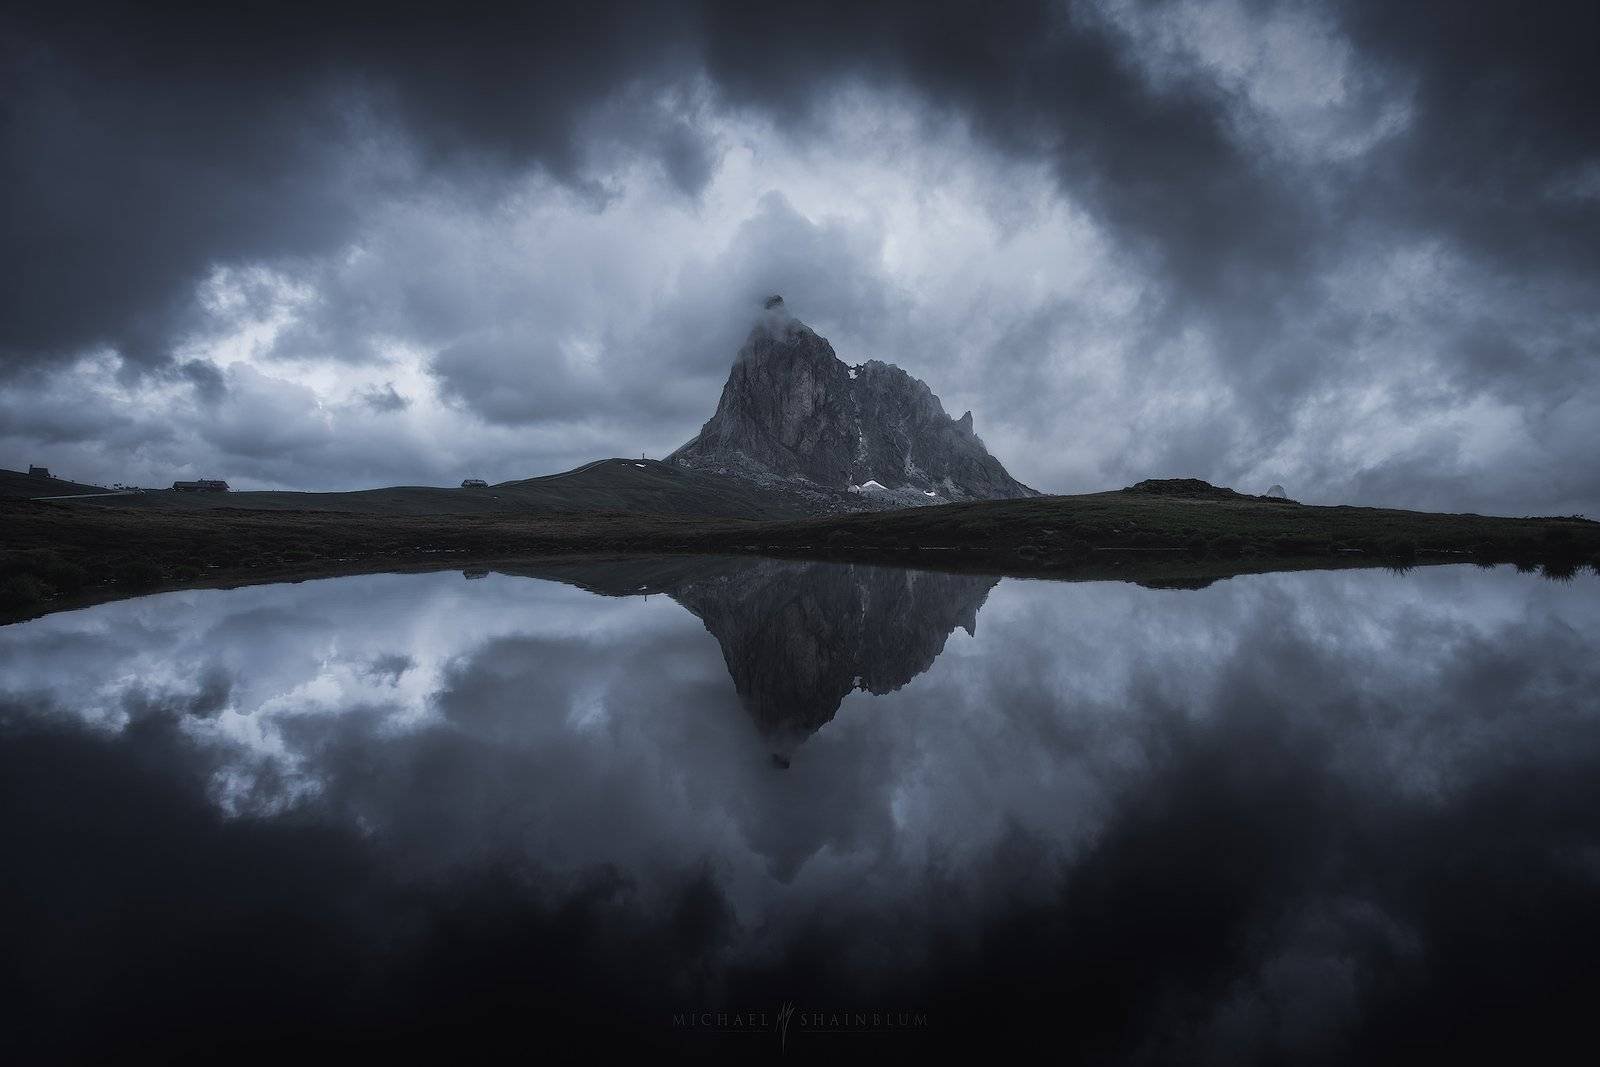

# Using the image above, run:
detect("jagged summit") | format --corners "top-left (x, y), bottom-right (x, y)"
top-left (671, 300), bottom-right (1035, 504)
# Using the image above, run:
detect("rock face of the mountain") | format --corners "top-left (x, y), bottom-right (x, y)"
top-left (670, 298), bottom-right (1036, 504)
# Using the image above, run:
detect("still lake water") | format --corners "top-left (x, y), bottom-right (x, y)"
top-left (2, 558), bottom-right (1597, 1060)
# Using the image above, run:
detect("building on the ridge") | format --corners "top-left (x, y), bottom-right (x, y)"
top-left (173, 479), bottom-right (229, 492)
top-left (28, 465), bottom-right (50, 478)
top-left (461, 478), bottom-right (488, 488)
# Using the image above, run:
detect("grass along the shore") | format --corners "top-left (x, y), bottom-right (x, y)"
top-left (4, 480), bottom-right (1597, 620)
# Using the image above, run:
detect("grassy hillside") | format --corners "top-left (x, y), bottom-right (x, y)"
top-left (0, 468), bottom-right (120, 499)
top-left (94, 458), bottom-right (826, 518)
top-left (750, 481), bottom-right (1598, 563)
top-left (4, 479), bottom-right (1596, 620)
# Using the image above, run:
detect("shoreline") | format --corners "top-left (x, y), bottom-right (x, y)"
top-left (3, 549), bottom-right (1479, 627)
top-left (5, 488), bottom-right (1597, 624)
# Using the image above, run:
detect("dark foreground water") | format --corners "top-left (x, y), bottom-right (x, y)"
top-left (1, 558), bottom-right (1597, 1062)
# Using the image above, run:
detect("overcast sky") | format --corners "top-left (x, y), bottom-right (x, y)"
top-left (3, 1), bottom-right (1597, 513)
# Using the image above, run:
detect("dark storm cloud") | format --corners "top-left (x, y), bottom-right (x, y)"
top-left (1, 0), bottom-right (1318, 375)
top-left (357, 381), bottom-right (409, 413)
top-left (702, 1), bottom-right (1311, 323)
top-left (8, 0), bottom-right (1596, 339)
top-left (179, 359), bottom-right (227, 404)
top-left (0, 379), bottom-right (144, 444)
top-left (4, 1), bottom-right (1598, 509)
top-left (0, 1), bottom-right (703, 375)
top-left (1337, 0), bottom-right (1600, 273)
top-left (2, 13), bottom-right (358, 374)
top-left (362, 651), bottom-right (414, 685)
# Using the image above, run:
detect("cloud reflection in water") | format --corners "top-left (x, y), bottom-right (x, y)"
top-left (1, 560), bottom-right (1596, 1059)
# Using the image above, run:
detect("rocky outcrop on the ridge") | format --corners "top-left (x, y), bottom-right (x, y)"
top-left (1123, 477), bottom-right (1298, 504)
top-left (1123, 478), bottom-right (1249, 500)
top-left (670, 298), bottom-right (1036, 505)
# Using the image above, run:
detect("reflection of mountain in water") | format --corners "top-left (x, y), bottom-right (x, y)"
top-left (505, 557), bottom-right (998, 753)
top-left (671, 560), bottom-right (998, 752)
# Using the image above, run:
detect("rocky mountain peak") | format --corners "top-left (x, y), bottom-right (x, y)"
top-left (671, 301), bottom-right (1036, 504)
